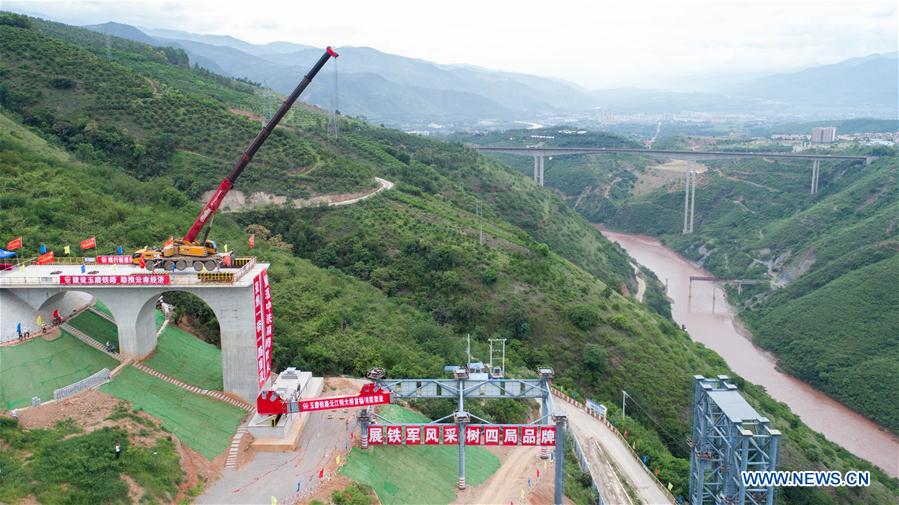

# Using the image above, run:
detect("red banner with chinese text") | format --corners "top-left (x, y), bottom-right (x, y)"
top-left (60, 274), bottom-right (170, 285)
top-left (37, 251), bottom-right (55, 265)
top-left (96, 255), bottom-right (132, 265)
top-left (253, 269), bottom-right (273, 388)
top-left (365, 425), bottom-right (555, 446)
top-left (7, 237), bottom-right (22, 251)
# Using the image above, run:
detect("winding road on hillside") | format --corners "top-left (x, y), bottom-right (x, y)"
top-left (559, 400), bottom-right (673, 504)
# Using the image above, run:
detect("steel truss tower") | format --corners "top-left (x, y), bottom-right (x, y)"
top-left (689, 375), bottom-right (781, 505)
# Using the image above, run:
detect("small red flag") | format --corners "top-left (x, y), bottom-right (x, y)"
top-left (318, 468), bottom-right (324, 479)
top-left (137, 257), bottom-right (146, 269)
top-left (80, 236), bottom-right (96, 250)
top-left (53, 309), bottom-right (60, 319)
top-left (536, 468), bottom-right (540, 478)
top-left (7, 237), bottom-right (22, 251)
top-left (37, 251), bottom-right (55, 265)
top-left (248, 234), bottom-right (255, 249)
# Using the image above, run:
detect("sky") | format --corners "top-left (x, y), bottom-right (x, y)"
top-left (6, 0), bottom-right (898, 89)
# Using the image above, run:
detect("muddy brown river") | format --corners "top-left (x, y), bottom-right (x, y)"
top-left (602, 229), bottom-right (899, 477)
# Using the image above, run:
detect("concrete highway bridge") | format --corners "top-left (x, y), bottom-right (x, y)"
top-left (473, 146), bottom-right (875, 234)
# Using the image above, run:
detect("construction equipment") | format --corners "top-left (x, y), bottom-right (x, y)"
top-left (133, 46), bottom-right (339, 271)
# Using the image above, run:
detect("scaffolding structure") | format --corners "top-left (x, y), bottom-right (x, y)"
top-left (689, 375), bottom-right (781, 505)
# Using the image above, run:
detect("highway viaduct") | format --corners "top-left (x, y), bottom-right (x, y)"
top-left (473, 146), bottom-right (875, 234)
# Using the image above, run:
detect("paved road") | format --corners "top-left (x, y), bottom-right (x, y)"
top-left (198, 381), bottom-right (360, 504)
top-left (559, 401), bottom-right (672, 505)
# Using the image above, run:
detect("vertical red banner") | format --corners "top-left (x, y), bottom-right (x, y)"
top-left (253, 269), bottom-right (273, 388)
top-left (368, 425), bottom-right (384, 445)
top-left (261, 269), bottom-right (273, 383)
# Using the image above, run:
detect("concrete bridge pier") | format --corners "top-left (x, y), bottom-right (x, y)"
top-left (683, 170), bottom-right (696, 234)
top-left (810, 159), bottom-right (821, 194)
top-left (533, 155), bottom-right (545, 186)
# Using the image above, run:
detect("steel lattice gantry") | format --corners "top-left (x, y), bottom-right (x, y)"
top-left (689, 375), bottom-right (781, 505)
top-left (360, 373), bottom-right (568, 504)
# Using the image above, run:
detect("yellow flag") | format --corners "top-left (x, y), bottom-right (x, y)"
top-left (336, 454), bottom-right (341, 465)
top-left (64, 245), bottom-right (71, 255)
top-left (36, 314), bottom-right (43, 326)
top-left (520, 488), bottom-right (525, 499)
top-left (271, 496), bottom-right (277, 505)
top-left (224, 243), bottom-right (229, 252)
top-left (632, 440), bottom-right (636, 450)
top-left (668, 482), bottom-right (673, 491)
top-left (543, 460), bottom-right (547, 471)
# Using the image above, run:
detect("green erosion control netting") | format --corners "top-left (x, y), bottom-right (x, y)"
top-left (92, 299), bottom-right (114, 318)
top-left (67, 309), bottom-right (119, 347)
top-left (100, 366), bottom-right (244, 459)
top-left (144, 321), bottom-right (223, 391)
top-left (0, 331), bottom-right (118, 410)
top-left (339, 405), bottom-right (501, 505)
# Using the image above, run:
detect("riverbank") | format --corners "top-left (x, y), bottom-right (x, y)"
top-left (599, 227), bottom-right (899, 477)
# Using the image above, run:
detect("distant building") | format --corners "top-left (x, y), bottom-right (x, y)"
top-left (811, 126), bottom-right (837, 143)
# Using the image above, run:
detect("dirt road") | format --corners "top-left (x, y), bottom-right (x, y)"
top-left (452, 446), bottom-right (569, 505)
top-left (198, 378), bottom-right (365, 505)
top-left (560, 401), bottom-right (672, 505)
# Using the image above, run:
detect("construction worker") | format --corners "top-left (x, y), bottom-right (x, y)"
top-left (115, 442), bottom-right (121, 459)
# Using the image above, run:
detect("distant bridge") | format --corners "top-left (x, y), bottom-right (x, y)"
top-left (473, 146), bottom-right (875, 234)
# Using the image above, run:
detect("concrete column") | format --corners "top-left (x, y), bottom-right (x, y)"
top-left (534, 156), bottom-right (540, 184)
top-left (98, 290), bottom-right (161, 358)
top-left (199, 286), bottom-right (262, 402)
top-left (690, 170), bottom-right (696, 233)
top-left (810, 160), bottom-right (820, 194)
top-left (683, 171), bottom-right (691, 234)
top-left (553, 416), bottom-right (566, 505)
top-left (360, 410), bottom-right (369, 449)
top-left (538, 155), bottom-right (545, 187)
top-left (458, 422), bottom-right (466, 489)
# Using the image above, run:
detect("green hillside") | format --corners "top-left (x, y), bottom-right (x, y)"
top-left (0, 13), bottom-right (895, 503)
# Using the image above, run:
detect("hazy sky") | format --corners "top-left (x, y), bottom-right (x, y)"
top-left (7, 0), bottom-right (898, 88)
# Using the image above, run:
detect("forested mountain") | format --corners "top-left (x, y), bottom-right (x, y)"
top-left (0, 12), bottom-right (896, 503)
top-left (77, 20), bottom-right (899, 127)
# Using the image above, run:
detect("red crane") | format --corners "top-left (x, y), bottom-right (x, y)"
top-left (133, 47), bottom-right (339, 271)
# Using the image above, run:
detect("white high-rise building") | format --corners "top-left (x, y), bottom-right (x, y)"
top-left (811, 126), bottom-right (837, 143)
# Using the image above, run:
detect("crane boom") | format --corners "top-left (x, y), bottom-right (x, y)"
top-left (183, 46), bottom-right (339, 243)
